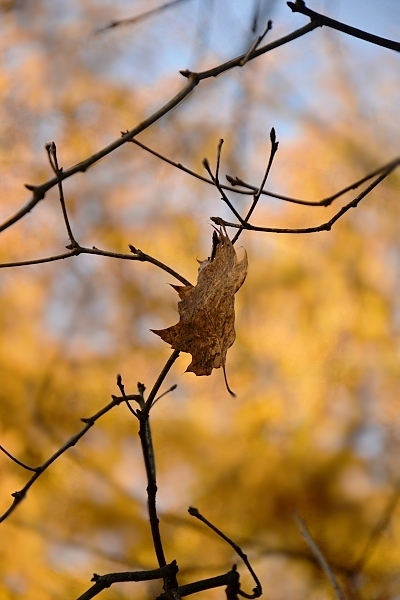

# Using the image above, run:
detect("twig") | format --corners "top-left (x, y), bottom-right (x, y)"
top-left (240, 19), bottom-right (273, 66)
top-left (129, 245), bottom-right (191, 286)
top-left (203, 157), bottom-right (246, 226)
top-left (287, 0), bottom-right (400, 53)
top-left (232, 127), bottom-right (279, 244)
top-left (135, 387), bottom-right (176, 590)
top-left (0, 243), bottom-right (191, 287)
top-left (0, 76), bottom-right (199, 235)
top-left (226, 157), bottom-right (400, 207)
top-left (180, 21), bottom-right (319, 80)
top-left (77, 562), bottom-right (178, 600)
top-left (151, 384), bottom-right (178, 408)
top-left (128, 350), bottom-right (181, 592)
top-left (156, 568), bottom-right (240, 600)
top-left (45, 141), bottom-right (77, 246)
top-left (145, 349), bottom-right (181, 412)
top-left (131, 138), bottom-right (399, 208)
top-left (0, 21), bottom-right (318, 235)
top-left (116, 374), bottom-right (139, 418)
top-left (212, 161), bottom-right (399, 234)
top-left (129, 137), bottom-right (253, 195)
top-left (0, 249), bottom-right (78, 268)
top-left (0, 445), bottom-right (39, 473)
top-left (293, 512), bottom-right (345, 600)
top-left (0, 395), bottom-right (128, 524)
top-left (188, 507), bottom-right (262, 599)
top-left (96, 0), bottom-right (191, 33)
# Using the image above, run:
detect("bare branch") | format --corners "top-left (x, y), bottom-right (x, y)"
top-left (0, 244), bottom-right (191, 286)
top-left (212, 161), bottom-right (399, 234)
top-left (203, 156), bottom-right (246, 226)
top-left (294, 513), bottom-right (345, 600)
top-left (0, 445), bottom-right (39, 473)
top-left (0, 76), bottom-right (199, 235)
top-left (0, 22), bottom-right (318, 235)
top-left (131, 139), bottom-right (399, 210)
top-left (240, 19), bottom-right (273, 66)
top-left (188, 507), bottom-right (262, 599)
top-left (145, 350), bottom-right (181, 413)
top-left (287, 0), bottom-right (400, 52)
top-left (156, 568), bottom-right (240, 600)
top-left (45, 141), bottom-right (77, 245)
top-left (180, 21), bottom-right (319, 80)
top-left (0, 395), bottom-right (128, 524)
top-left (232, 127), bottom-right (279, 245)
top-left (151, 384), bottom-right (178, 408)
top-left (226, 157), bottom-right (400, 207)
top-left (113, 352), bottom-right (180, 593)
top-left (77, 562), bottom-right (178, 600)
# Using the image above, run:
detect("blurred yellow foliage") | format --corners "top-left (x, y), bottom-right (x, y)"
top-left (0, 2), bottom-right (399, 599)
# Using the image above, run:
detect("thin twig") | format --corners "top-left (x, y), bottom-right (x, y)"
top-left (0, 395), bottom-right (128, 524)
top-left (293, 512), bottom-right (345, 600)
top-left (203, 157), bottom-right (246, 226)
top-left (151, 384), bottom-right (178, 408)
top-left (131, 138), bottom-right (399, 208)
top-left (287, 0), bottom-right (400, 53)
top-left (188, 507), bottom-right (262, 599)
top-left (0, 244), bottom-right (191, 287)
top-left (77, 562), bottom-right (178, 600)
top-left (156, 568), bottom-right (240, 600)
top-left (226, 157), bottom-right (400, 207)
top-left (45, 141), bottom-right (77, 245)
top-left (145, 349), bottom-right (181, 412)
top-left (129, 137), bottom-right (254, 195)
top-left (240, 19), bottom-right (273, 66)
top-left (117, 374), bottom-right (140, 418)
top-left (212, 161), bottom-right (398, 234)
top-left (232, 127), bottom-right (279, 244)
top-left (180, 21), bottom-right (319, 80)
top-left (0, 445), bottom-right (39, 473)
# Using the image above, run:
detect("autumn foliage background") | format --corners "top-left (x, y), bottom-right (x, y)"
top-left (1, 1), bottom-right (400, 598)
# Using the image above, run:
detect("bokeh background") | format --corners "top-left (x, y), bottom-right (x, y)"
top-left (1, 0), bottom-right (400, 598)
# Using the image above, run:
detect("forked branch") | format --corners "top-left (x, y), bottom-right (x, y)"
top-left (287, 0), bottom-right (400, 53)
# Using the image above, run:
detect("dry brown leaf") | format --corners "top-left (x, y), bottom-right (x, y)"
top-left (152, 230), bottom-right (247, 394)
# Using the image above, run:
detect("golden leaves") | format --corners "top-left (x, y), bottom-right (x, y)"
top-left (152, 230), bottom-right (247, 393)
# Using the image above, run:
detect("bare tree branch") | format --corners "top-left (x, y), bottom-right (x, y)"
top-left (76, 562), bottom-right (178, 600)
top-left (156, 568), bottom-right (240, 600)
top-left (232, 126), bottom-right (279, 244)
top-left (240, 19), bottom-right (273, 66)
top-left (45, 141), bottom-right (77, 246)
top-left (0, 445), bottom-right (39, 473)
top-left (0, 244), bottom-right (191, 286)
top-left (287, 0), bottom-right (400, 52)
top-left (212, 160), bottom-right (399, 234)
top-left (188, 507), bottom-right (262, 599)
top-left (179, 21), bottom-right (319, 80)
top-left (0, 22), bottom-right (318, 235)
top-left (0, 394), bottom-right (128, 524)
top-left (226, 157), bottom-right (400, 207)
